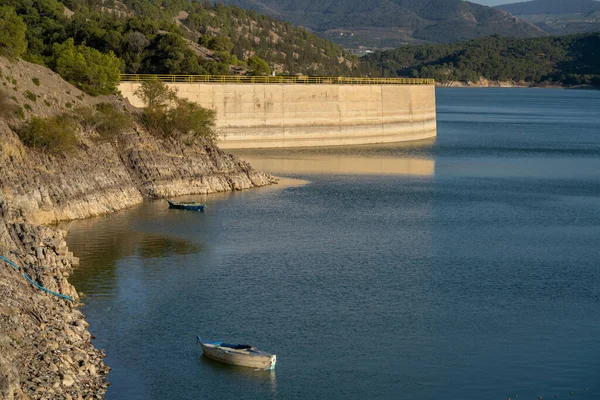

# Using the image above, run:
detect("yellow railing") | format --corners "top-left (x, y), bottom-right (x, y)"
top-left (119, 74), bottom-right (434, 85)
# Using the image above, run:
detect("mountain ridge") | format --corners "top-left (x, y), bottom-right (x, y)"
top-left (496, 0), bottom-right (600, 15)
top-left (495, 0), bottom-right (600, 35)
top-left (217, 0), bottom-right (547, 48)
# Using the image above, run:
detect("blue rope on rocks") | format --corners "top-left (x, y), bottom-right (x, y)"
top-left (0, 255), bottom-right (74, 301)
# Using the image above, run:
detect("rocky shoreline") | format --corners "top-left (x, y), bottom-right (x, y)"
top-left (436, 78), bottom-right (531, 88)
top-left (0, 57), bottom-right (277, 399)
top-left (435, 78), bottom-right (597, 89)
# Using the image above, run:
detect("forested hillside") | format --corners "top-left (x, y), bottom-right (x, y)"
top-left (361, 33), bottom-right (600, 86)
top-left (497, 0), bottom-right (600, 15)
top-left (218, 0), bottom-right (546, 49)
top-left (496, 0), bottom-right (600, 35)
top-left (0, 0), bottom-right (358, 96)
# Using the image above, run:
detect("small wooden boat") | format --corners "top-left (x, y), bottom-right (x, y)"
top-left (167, 199), bottom-right (206, 212)
top-left (197, 336), bottom-right (276, 370)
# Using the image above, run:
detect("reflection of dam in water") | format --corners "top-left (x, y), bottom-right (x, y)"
top-left (119, 75), bottom-right (437, 149)
top-left (232, 140), bottom-right (436, 176)
top-left (235, 154), bottom-right (435, 176)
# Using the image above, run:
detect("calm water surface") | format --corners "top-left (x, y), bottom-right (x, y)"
top-left (63, 88), bottom-right (600, 400)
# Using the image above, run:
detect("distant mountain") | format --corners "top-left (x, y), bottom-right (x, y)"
top-left (497, 0), bottom-right (600, 15)
top-left (496, 0), bottom-right (600, 35)
top-left (217, 0), bottom-right (547, 49)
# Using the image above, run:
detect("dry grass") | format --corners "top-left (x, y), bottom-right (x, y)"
top-left (0, 90), bottom-right (17, 119)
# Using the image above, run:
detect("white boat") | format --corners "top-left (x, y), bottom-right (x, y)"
top-left (197, 336), bottom-right (277, 370)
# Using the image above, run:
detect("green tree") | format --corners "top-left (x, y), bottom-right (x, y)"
top-left (200, 35), bottom-right (234, 52)
top-left (247, 55), bottom-right (271, 76)
top-left (134, 80), bottom-right (217, 143)
top-left (134, 79), bottom-right (178, 127)
top-left (0, 6), bottom-right (27, 58)
top-left (141, 34), bottom-right (201, 74)
top-left (50, 38), bottom-right (122, 95)
top-left (165, 99), bottom-right (217, 143)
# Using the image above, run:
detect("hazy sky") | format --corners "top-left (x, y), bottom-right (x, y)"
top-left (471, 0), bottom-right (524, 5)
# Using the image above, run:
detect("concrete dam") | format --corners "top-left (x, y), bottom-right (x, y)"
top-left (119, 75), bottom-right (437, 149)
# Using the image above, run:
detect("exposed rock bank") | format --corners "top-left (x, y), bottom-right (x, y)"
top-left (434, 78), bottom-right (593, 89)
top-left (436, 78), bottom-right (531, 88)
top-left (0, 56), bottom-right (277, 399)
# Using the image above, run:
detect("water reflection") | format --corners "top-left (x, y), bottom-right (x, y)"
top-left (199, 356), bottom-right (278, 394)
top-left (57, 200), bottom-right (206, 291)
top-left (138, 234), bottom-right (201, 259)
top-left (232, 139), bottom-right (436, 176)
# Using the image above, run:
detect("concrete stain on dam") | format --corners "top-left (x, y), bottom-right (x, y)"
top-left (119, 82), bottom-right (437, 149)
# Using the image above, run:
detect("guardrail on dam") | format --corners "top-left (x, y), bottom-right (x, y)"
top-left (119, 75), bottom-right (437, 149)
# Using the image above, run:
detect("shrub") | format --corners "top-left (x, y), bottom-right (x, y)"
top-left (17, 114), bottom-right (78, 154)
top-left (247, 56), bottom-right (271, 76)
top-left (0, 6), bottom-right (27, 58)
top-left (200, 35), bottom-right (234, 53)
top-left (14, 106), bottom-right (24, 119)
top-left (134, 79), bottom-right (177, 128)
top-left (0, 90), bottom-right (16, 119)
top-left (134, 80), bottom-right (217, 143)
top-left (50, 39), bottom-right (122, 96)
top-left (24, 90), bottom-right (37, 102)
top-left (75, 103), bottom-right (132, 142)
top-left (134, 79), bottom-right (177, 110)
top-left (23, 104), bottom-right (31, 111)
top-left (32, 77), bottom-right (40, 86)
top-left (94, 103), bottom-right (132, 140)
top-left (164, 99), bottom-right (217, 143)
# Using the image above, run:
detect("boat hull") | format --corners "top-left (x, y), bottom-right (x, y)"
top-left (200, 342), bottom-right (276, 369)
top-left (167, 200), bottom-right (206, 212)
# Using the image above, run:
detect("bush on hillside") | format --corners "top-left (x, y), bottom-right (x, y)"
top-left (247, 55), bottom-right (271, 76)
top-left (134, 79), bottom-right (177, 128)
top-left (0, 6), bottom-right (27, 58)
top-left (17, 114), bottom-right (78, 154)
top-left (50, 38), bottom-right (122, 95)
top-left (0, 90), bottom-right (17, 119)
top-left (200, 35), bottom-right (234, 53)
top-left (134, 80), bottom-right (217, 143)
top-left (134, 79), bottom-right (177, 111)
top-left (75, 103), bottom-right (133, 142)
top-left (94, 103), bottom-right (133, 141)
top-left (164, 99), bottom-right (217, 143)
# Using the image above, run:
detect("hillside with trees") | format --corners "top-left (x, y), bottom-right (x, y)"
top-left (496, 0), bottom-right (600, 35)
top-left (361, 32), bottom-right (600, 87)
top-left (497, 0), bottom-right (600, 15)
top-left (218, 0), bottom-right (546, 49)
top-left (0, 0), bottom-right (358, 97)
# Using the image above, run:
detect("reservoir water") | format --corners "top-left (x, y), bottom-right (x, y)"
top-left (63, 88), bottom-right (600, 400)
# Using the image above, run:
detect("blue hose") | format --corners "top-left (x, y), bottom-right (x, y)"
top-left (0, 254), bottom-right (74, 301)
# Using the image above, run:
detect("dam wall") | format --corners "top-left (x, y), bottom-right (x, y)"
top-left (119, 77), bottom-right (437, 149)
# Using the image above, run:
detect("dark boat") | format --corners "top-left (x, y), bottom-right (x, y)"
top-left (167, 199), bottom-right (206, 212)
